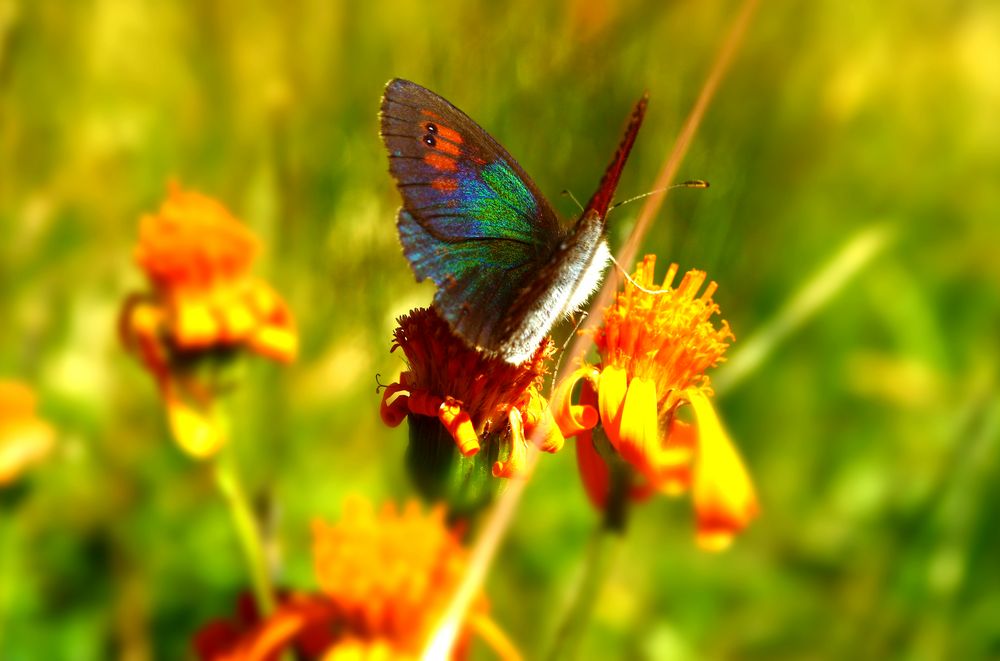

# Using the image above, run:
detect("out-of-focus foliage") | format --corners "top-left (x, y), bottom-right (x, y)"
top-left (1, 0), bottom-right (998, 658)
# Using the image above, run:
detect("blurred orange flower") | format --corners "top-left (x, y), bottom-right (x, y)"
top-left (553, 255), bottom-right (758, 550)
top-left (195, 497), bottom-right (518, 661)
top-left (380, 307), bottom-right (563, 479)
top-left (120, 183), bottom-right (297, 457)
top-left (0, 381), bottom-right (55, 486)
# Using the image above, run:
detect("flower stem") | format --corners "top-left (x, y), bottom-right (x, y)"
top-left (0, 506), bottom-right (12, 647)
top-left (213, 456), bottom-right (276, 615)
top-left (546, 461), bottom-right (630, 661)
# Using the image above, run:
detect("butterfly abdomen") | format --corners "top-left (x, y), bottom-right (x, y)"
top-left (498, 211), bottom-right (610, 363)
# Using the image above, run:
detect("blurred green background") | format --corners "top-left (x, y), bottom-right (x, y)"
top-left (2, 0), bottom-right (999, 658)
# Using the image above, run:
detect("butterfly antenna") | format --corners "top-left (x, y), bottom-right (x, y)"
top-left (561, 189), bottom-right (585, 213)
top-left (375, 373), bottom-right (388, 394)
top-left (550, 311), bottom-right (589, 393)
top-left (608, 252), bottom-right (673, 295)
top-left (611, 180), bottom-right (709, 211)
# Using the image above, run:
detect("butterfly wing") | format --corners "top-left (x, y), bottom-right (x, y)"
top-left (381, 79), bottom-right (563, 354)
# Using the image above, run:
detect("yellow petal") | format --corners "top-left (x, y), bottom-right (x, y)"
top-left (597, 365), bottom-right (628, 451)
top-left (249, 323), bottom-right (299, 363)
top-left (616, 375), bottom-right (661, 480)
top-left (217, 296), bottom-right (256, 341)
top-left (550, 366), bottom-right (600, 438)
top-left (686, 389), bottom-right (759, 551)
top-left (172, 296), bottom-right (219, 348)
top-left (0, 420), bottom-right (55, 485)
top-left (165, 390), bottom-right (224, 458)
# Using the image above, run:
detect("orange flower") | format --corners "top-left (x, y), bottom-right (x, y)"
top-left (0, 381), bottom-right (55, 485)
top-left (120, 183), bottom-right (297, 457)
top-left (195, 498), bottom-right (519, 661)
top-left (553, 255), bottom-right (758, 550)
top-left (380, 307), bottom-right (563, 480)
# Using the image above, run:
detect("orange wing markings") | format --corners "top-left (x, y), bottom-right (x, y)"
top-left (436, 140), bottom-right (461, 156)
top-left (432, 177), bottom-right (459, 192)
top-left (425, 153), bottom-right (458, 172)
top-left (436, 125), bottom-right (463, 144)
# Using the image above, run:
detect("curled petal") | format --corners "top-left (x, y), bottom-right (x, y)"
top-left (551, 366), bottom-right (600, 438)
top-left (686, 388), bottom-right (759, 551)
top-left (522, 386), bottom-right (564, 453)
top-left (493, 408), bottom-right (527, 478)
top-left (438, 398), bottom-right (479, 456)
top-left (616, 376), bottom-right (660, 480)
top-left (379, 383), bottom-right (410, 428)
top-left (597, 365), bottom-right (628, 450)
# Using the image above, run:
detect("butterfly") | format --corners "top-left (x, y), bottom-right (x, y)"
top-left (380, 79), bottom-right (646, 363)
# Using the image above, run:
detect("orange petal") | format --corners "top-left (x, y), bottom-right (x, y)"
top-left (438, 398), bottom-right (479, 456)
top-left (550, 366), bottom-right (600, 438)
top-left (615, 375), bottom-right (660, 479)
top-left (686, 389), bottom-right (759, 551)
top-left (597, 365), bottom-right (628, 450)
top-left (216, 296), bottom-right (256, 341)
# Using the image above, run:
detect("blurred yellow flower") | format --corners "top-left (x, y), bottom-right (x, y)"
top-left (380, 307), bottom-right (563, 479)
top-left (195, 497), bottom-right (519, 661)
top-left (120, 183), bottom-right (297, 457)
top-left (553, 255), bottom-right (758, 550)
top-left (0, 380), bottom-right (55, 485)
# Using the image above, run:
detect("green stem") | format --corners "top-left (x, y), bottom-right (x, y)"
top-left (213, 457), bottom-right (276, 615)
top-left (547, 458), bottom-right (631, 661)
top-left (0, 507), bottom-right (11, 647)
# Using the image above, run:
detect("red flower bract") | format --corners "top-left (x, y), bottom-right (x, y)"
top-left (380, 307), bottom-right (563, 478)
